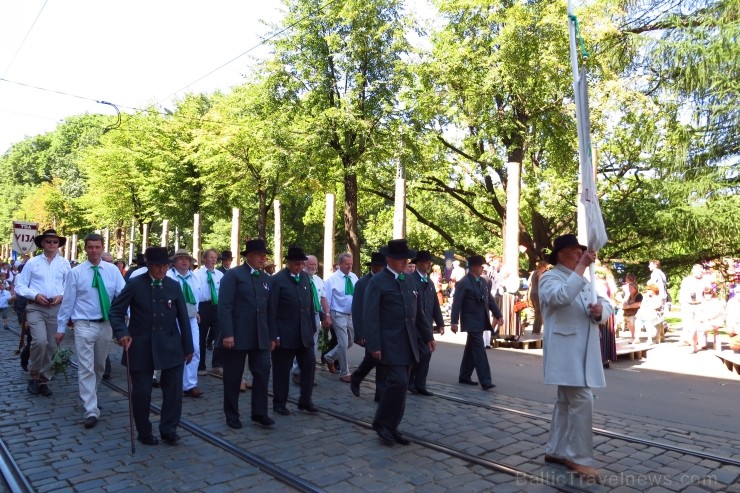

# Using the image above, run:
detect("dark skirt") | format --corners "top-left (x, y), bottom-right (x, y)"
top-left (599, 315), bottom-right (617, 363)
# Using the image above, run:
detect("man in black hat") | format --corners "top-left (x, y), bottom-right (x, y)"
top-left (450, 254), bottom-right (502, 390)
top-left (109, 246), bottom-right (194, 445)
top-left (124, 253), bottom-right (147, 282)
top-left (217, 239), bottom-right (277, 429)
top-left (408, 250), bottom-right (445, 396)
top-left (364, 239), bottom-right (434, 445)
top-left (268, 246), bottom-right (318, 415)
top-left (349, 252), bottom-right (385, 398)
top-left (217, 250), bottom-right (233, 275)
top-left (14, 229), bottom-right (71, 397)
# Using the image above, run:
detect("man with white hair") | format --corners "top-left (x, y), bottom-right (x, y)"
top-left (323, 253), bottom-right (357, 382)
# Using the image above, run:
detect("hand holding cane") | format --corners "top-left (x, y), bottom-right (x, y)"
top-left (124, 343), bottom-right (135, 455)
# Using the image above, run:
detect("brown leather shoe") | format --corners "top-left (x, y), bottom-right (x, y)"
top-left (339, 375), bottom-right (352, 383)
top-left (561, 459), bottom-right (601, 483)
top-left (544, 454), bottom-right (566, 465)
top-left (240, 380), bottom-right (252, 392)
top-left (184, 387), bottom-right (203, 398)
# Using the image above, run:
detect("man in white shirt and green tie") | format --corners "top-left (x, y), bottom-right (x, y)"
top-left (56, 233), bottom-right (125, 428)
top-left (323, 252), bottom-right (357, 382)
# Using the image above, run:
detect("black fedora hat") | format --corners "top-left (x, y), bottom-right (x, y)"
top-left (145, 246), bottom-right (170, 265)
top-left (467, 255), bottom-right (486, 267)
top-left (411, 250), bottom-right (434, 264)
top-left (134, 253), bottom-right (146, 266)
top-left (34, 229), bottom-right (67, 248)
top-left (285, 246), bottom-right (309, 261)
top-left (365, 252), bottom-right (385, 266)
top-left (240, 239), bottom-right (271, 256)
top-left (219, 250), bottom-right (233, 261)
top-left (548, 234), bottom-right (587, 265)
top-left (379, 239), bottom-right (416, 260)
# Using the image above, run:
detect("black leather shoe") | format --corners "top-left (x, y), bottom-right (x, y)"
top-left (27, 380), bottom-right (39, 395)
top-left (226, 418), bottom-right (242, 429)
top-left (161, 433), bottom-right (180, 445)
top-left (38, 383), bottom-right (52, 397)
top-left (138, 436), bottom-right (159, 446)
top-left (273, 407), bottom-right (290, 416)
top-left (251, 415), bottom-right (275, 427)
top-left (407, 385), bottom-right (418, 394)
top-left (458, 378), bottom-right (478, 385)
top-left (350, 379), bottom-right (360, 397)
top-left (102, 373), bottom-right (111, 380)
top-left (297, 403), bottom-right (319, 413)
top-left (84, 416), bottom-right (98, 429)
top-left (416, 388), bottom-right (434, 396)
top-left (376, 427), bottom-right (395, 445)
top-left (481, 383), bottom-right (496, 391)
top-left (392, 431), bottom-right (411, 446)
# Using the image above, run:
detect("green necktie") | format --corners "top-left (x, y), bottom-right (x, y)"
top-left (91, 265), bottom-right (110, 321)
top-left (293, 274), bottom-right (301, 284)
top-left (251, 269), bottom-right (260, 277)
top-left (152, 279), bottom-right (162, 287)
top-left (344, 275), bottom-right (354, 295)
top-left (420, 275), bottom-right (428, 283)
top-left (206, 270), bottom-right (218, 304)
top-left (178, 274), bottom-right (197, 304)
top-left (309, 277), bottom-right (321, 312)
top-left (398, 273), bottom-right (405, 281)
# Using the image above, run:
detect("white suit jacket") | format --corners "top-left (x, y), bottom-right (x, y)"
top-left (540, 264), bottom-right (613, 388)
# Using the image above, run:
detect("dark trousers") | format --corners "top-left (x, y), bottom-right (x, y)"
top-left (198, 301), bottom-right (219, 370)
top-left (459, 331), bottom-right (492, 386)
top-left (352, 350), bottom-right (377, 383)
top-left (221, 348), bottom-right (270, 421)
top-left (373, 364), bottom-right (410, 433)
top-left (272, 346), bottom-right (315, 408)
top-left (409, 344), bottom-right (432, 391)
top-left (130, 365), bottom-right (183, 439)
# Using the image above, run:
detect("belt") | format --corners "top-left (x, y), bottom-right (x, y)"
top-left (200, 300), bottom-right (217, 305)
top-left (77, 318), bottom-right (105, 323)
top-left (330, 310), bottom-right (351, 316)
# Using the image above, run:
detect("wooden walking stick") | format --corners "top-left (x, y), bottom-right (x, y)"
top-left (15, 321), bottom-right (26, 355)
top-left (125, 347), bottom-right (136, 455)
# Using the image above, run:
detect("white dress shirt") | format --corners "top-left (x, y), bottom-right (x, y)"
top-left (324, 270), bottom-right (357, 314)
top-left (167, 268), bottom-right (201, 312)
top-left (14, 253), bottom-right (70, 300)
top-left (193, 267), bottom-right (223, 303)
top-left (57, 260), bottom-right (126, 333)
top-left (0, 289), bottom-right (11, 308)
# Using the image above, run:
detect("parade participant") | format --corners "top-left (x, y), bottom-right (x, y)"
top-left (56, 234), bottom-right (125, 428)
top-left (109, 247), bottom-right (194, 445)
top-left (678, 264), bottom-right (710, 349)
top-left (349, 252), bottom-right (385, 398)
top-left (450, 254), bottom-right (502, 390)
top-left (217, 250), bottom-right (233, 274)
top-left (167, 249), bottom-right (203, 398)
top-left (124, 253), bottom-right (147, 281)
top-left (539, 234), bottom-right (612, 481)
top-left (15, 229), bottom-right (71, 397)
top-left (323, 252), bottom-right (357, 382)
top-left (408, 250), bottom-right (444, 396)
top-left (194, 249), bottom-right (223, 377)
top-left (217, 239), bottom-right (276, 429)
top-left (268, 246), bottom-right (318, 415)
top-left (364, 239), bottom-right (434, 445)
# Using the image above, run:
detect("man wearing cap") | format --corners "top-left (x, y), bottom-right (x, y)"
top-left (168, 249), bottom-right (203, 398)
top-left (364, 239), bottom-right (434, 445)
top-left (217, 239), bottom-right (277, 429)
top-left (323, 252), bottom-right (357, 382)
top-left (349, 252), bottom-right (385, 398)
top-left (539, 234), bottom-right (612, 481)
top-left (194, 249), bottom-right (223, 377)
top-left (109, 246), bottom-right (194, 445)
top-left (450, 254), bottom-right (502, 391)
top-left (56, 233), bottom-right (125, 428)
top-left (268, 246), bottom-right (318, 415)
top-left (408, 250), bottom-right (445, 396)
top-left (217, 250), bottom-right (233, 275)
top-left (15, 229), bottom-right (71, 397)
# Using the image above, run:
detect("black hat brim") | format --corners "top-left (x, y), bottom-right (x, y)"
top-left (380, 246), bottom-right (416, 260)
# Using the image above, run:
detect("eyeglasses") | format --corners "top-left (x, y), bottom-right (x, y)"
top-left (44, 240), bottom-right (59, 244)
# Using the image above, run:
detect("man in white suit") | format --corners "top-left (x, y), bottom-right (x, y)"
top-left (539, 234), bottom-right (612, 481)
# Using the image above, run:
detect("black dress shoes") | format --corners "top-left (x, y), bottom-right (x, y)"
top-left (273, 406), bottom-right (290, 416)
top-left (350, 379), bottom-right (360, 397)
top-left (84, 416), bottom-right (98, 429)
top-left (458, 378), bottom-right (479, 385)
top-left (27, 380), bottom-right (39, 395)
top-left (416, 388), bottom-right (434, 396)
top-left (297, 403), bottom-right (319, 413)
top-left (38, 383), bottom-right (52, 397)
top-left (251, 415), bottom-right (275, 427)
top-left (226, 418), bottom-right (242, 429)
top-left (392, 431), bottom-right (411, 446)
top-left (138, 436), bottom-right (159, 446)
top-left (376, 427), bottom-right (395, 445)
top-left (407, 385), bottom-right (418, 394)
top-left (161, 433), bottom-right (180, 445)
top-left (481, 383), bottom-right (496, 390)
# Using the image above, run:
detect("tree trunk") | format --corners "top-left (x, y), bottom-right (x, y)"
top-left (343, 172), bottom-right (361, 274)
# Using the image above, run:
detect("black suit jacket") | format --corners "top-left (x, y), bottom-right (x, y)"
top-left (110, 274), bottom-right (194, 371)
top-left (351, 272), bottom-right (373, 341)
top-left (364, 268), bottom-right (433, 365)
top-left (217, 264), bottom-right (274, 350)
top-left (268, 268), bottom-right (315, 349)
top-left (411, 270), bottom-right (445, 331)
top-left (450, 273), bottom-right (503, 332)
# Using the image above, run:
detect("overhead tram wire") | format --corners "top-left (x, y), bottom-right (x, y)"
top-left (2, 0), bottom-right (49, 78)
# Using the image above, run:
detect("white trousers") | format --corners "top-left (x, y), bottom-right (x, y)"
top-left (325, 310), bottom-right (354, 377)
top-left (74, 320), bottom-right (112, 418)
top-left (183, 317), bottom-right (200, 390)
top-left (545, 386), bottom-right (595, 466)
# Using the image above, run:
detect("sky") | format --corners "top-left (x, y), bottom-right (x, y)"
top-left (0, 0), bottom-right (290, 154)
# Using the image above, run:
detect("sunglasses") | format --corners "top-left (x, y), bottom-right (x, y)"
top-left (44, 239), bottom-right (60, 244)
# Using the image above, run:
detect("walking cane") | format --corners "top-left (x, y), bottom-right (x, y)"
top-left (15, 322), bottom-right (26, 355)
top-left (125, 348), bottom-right (136, 455)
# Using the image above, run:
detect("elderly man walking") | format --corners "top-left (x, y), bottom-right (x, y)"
top-left (56, 233), bottom-right (125, 428)
top-left (539, 234), bottom-right (613, 481)
top-left (15, 229), bottom-right (71, 397)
